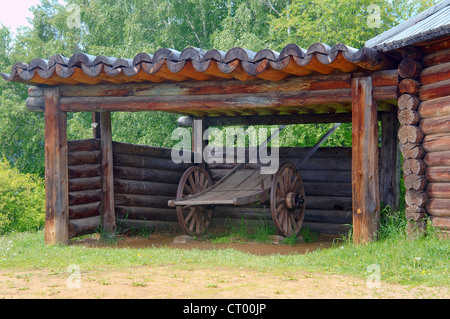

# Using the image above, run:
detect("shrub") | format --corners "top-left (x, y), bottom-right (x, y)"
top-left (0, 159), bottom-right (45, 234)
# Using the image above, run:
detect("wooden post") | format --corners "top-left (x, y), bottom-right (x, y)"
top-left (351, 76), bottom-right (380, 244)
top-left (193, 117), bottom-right (207, 167)
top-left (44, 87), bottom-right (69, 244)
top-left (380, 112), bottom-right (400, 212)
top-left (100, 112), bottom-right (116, 238)
top-left (92, 112), bottom-right (101, 138)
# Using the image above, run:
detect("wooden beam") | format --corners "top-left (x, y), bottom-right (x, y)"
top-left (44, 87), bottom-right (69, 244)
top-left (380, 112), bottom-right (400, 211)
top-left (351, 76), bottom-right (380, 244)
top-left (100, 112), bottom-right (116, 239)
top-left (92, 112), bottom-right (101, 138)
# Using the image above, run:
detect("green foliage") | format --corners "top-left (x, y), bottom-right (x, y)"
top-left (0, 159), bottom-right (45, 234)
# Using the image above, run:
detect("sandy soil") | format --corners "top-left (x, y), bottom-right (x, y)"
top-left (0, 234), bottom-right (448, 299)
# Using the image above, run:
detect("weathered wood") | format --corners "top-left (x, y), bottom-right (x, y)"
top-left (398, 58), bottom-right (423, 79)
top-left (398, 125), bottom-right (424, 144)
top-left (69, 201), bottom-right (101, 219)
top-left (431, 217), bottom-right (450, 230)
top-left (114, 178), bottom-right (178, 197)
top-left (68, 216), bottom-right (100, 239)
top-left (26, 97), bottom-right (45, 112)
top-left (424, 150), bottom-right (450, 167)
top-left (422, 133), bottom-right (450, 152)
top-left (113, 153), bottom-right (191, 172)
top-left (398, 109), bottom-right (420, 125)
top-left (418, 95), bottom-right (450, 118)
top-left (68, 177), bottom-right (102, 192)
top-left (44, 87), bottom-right (69, 244)
top-left (426, 182), bottom-right (450, 199)
top-left (379, 112), bottom-right (400, 211)
top-left (114, 194), bottom-right (173, 208)
top-left (113, 166), bottom-right (182, 184)
top-left (399, 78), bottom-right (420, 95)
top-left (403, 159), bottom-right (427, 175)
top-left (68, 189), bottom-right (102, 206)
top-left (405, 189), bottom-right (428, 207)
top-left (398, 94), bottom-right (420, 110)
top-left (92, 112), bottom-right (101, 138)
top-left (351, 76), bottom-right (380, 243)
top-left (68, 164), bottom-right (101, 179)
top-left (115, 206), bottom-right (177, 222)
top-left (303, 182), bottom-right (352, 197)
top-left (419, 79), bottom-right (450, 101)
top-left (405, 206), bottom-right (427, 221)
top-left (419, 61), bottom-right (450, 85)
top-left (100, 112), bottom-right (116, 238)
top-left (113, 141), bottom-right (189, 159)
top-left (425, 166), bottom-right (450, 182)
top-left (68, 150), bottom-right (101, 166)
top-left (400, 143), bottom-right (425, 159)
top-left (421, 48), bottom-right (450, 67)
top-left (68, 138), bottom-right (100, 152)
top-left (404, 174), bottom-right (427, 191)
top-left (419, 115), bottom-right (450, 135)
top-left (426, 199), bottom-right (450, 217)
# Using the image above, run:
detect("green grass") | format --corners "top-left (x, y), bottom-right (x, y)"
top-left (0, 211), bottom-right (449, 288)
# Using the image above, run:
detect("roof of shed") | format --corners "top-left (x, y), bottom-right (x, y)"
top-left (1, 43), bottom-right (394, 86)
top-left (366, 0), bottom-right (450, 52)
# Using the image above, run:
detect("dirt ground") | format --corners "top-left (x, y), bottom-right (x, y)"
top-left (0, 234), bottom-right (448, 299)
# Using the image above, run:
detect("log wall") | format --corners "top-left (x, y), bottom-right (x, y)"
top-left (417, 44), bottom-right (450, 237)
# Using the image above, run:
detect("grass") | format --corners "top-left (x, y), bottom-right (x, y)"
top-left (0, 209), bottom-right (449, 288)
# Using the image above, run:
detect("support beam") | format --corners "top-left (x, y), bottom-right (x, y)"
top-left (380, 112), bottom-right (401, 212)
top-left (92, 112), bottom-right (101, 138)
top-left (351, 76), bottom-right (380, 244)
top-left (44, 87), bottom-right (69, 244)
top-left (100, 112), bottom-right (116, 238)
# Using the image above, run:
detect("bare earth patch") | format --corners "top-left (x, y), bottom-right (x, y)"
top-left (0, 235), bottom-right (448, 299)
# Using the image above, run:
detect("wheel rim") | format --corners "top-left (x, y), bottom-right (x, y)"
top-left (270, 163), bottom-right (305, 237)
top-left (176, 166), bottom-right (213, 236)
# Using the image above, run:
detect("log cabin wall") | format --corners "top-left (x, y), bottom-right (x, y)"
top-left (67, 139), bottom-right (102, 238)
top-left (418, 43), bottom-right (450, 237)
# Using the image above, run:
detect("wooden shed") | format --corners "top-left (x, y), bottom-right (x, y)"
top-left (2, 1), bottom-right (449, 244)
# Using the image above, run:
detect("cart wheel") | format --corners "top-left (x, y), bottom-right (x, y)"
top-left (270, 163), bottom-right (305, 237)
top-left (176, 166), bottom-right (213, 236)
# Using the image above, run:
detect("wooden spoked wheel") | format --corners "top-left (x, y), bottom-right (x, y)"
top-left (176, 166), bottom-right (213, 236)
top-left (270, 163), bottom-right (305, 237)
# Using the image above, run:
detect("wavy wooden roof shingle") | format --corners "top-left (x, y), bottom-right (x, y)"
top-left (1, 43), bottom-right (396, 86)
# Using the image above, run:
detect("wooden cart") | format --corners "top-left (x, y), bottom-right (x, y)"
top-left (168, 124), bottom-right (340, 237)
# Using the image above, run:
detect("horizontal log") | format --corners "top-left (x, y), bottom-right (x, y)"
top-left (426, 199), bottom-right (450, 217)
top-left (114, 194), bottom-right (173, 208)
top-left (113, 153), bottom-right (192, 172)
top-left (68, 164), bottom-right (101, 179)
top-left (303, 182), bottom-right (352, 197)
top-left (404, 174), bottom-right (427, 191)
top-left (305, 195), bottom-right (352, 211)
top-left (113, 165), bottom-right (183, 184)
top-left (399, 58), bottom-right (423, 79)
top-left (398, 94), bottom-right (420, 110)
top-left (302, 222), bottom-right (350, 235)
top-left (28, 86), bottom-right (44, 97)
top-left (419, 61), bottom-right (450, 85)
top-left (418, 95), bottom-right (450, 119)
top-left (399, 78), bottom-right (420, 95)
top-left (68, 216), bottom-right (100, 239)
top-left (68, 189), bottom-right (102, 206)
top-left (68, 176), bottom-right (102, 192)
top-left (113, 141), bottom-right (192, 160)
top-left (26, 97), bottom-right (45, 112)
top-left (398, 125), bottom-right (424, 144)
top-left (114, 178), bottom-right (178, 197)
top-left (424, 151), bottom-right (450, 167)
top-left (115, 206), bottom-right (177, 222)
top-left (116, 219), bottom-right (179, 232)
top-left (403, 159), bottom-right (427, 175)
top-left (398, 109), bottom-right (420, 125)
top-left (400, 143), bottom-right (425, 159)
top-left (68, 139), bottom-right (100, 152)
top-left (419, 114), bottom-right (450, 135)
top-left (430, 217), bottom-right (450, 230)
top-left (422, 133), bottom-right (450, 152)
top-left (405, 189), bottom-right (428, 207)
top-left (419, 78), bottom-right (450, 101)
top-left (69, 201), bottom-right (101, 219)
top-left (68, 150), bottom-right (101, 166)
top-left (426, 182), bottom-right (450, 199)
top-left (425, 166), bottom-right (450, 182)
top-left (421, 48), bottom-right (450, 67)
